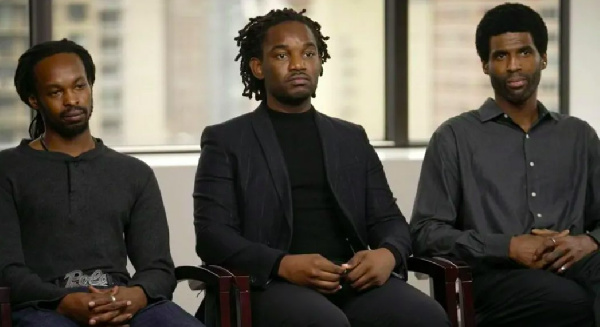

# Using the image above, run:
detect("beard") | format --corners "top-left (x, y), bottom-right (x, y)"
top-left (269, 79), bottom-right (318, 107)
top-left (490, 67), bottom-right (542, 105)
top-left (271, 91), bottom-right (314, 106)
top-left (39, 100), bottom-right (93, 139)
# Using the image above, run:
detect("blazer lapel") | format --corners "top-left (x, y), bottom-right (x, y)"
top-left (315, 112), bottom-right (342, 192)
top-left (316, 112), bottom-right (365, 250)
top-left (251, 103), bottom-right (293, 228)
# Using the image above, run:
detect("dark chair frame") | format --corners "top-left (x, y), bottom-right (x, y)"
top-left (176, 256), bottom-right (475, 327)
top-left (0, 287), bottom-right (11, 327)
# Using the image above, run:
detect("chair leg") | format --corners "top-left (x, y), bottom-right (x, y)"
top-left (1, 302), bottom-right (12, 327)
top-left (458, 279), bottom-right (475, 327)
top-left (430, 277), bottom-right (459, 327)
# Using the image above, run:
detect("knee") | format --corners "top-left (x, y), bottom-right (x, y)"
top-left (548, 288), bottom-right (594, 321)
top-left (285, 307), bottom-right (350, 327)
top-left (393, 297), bottom-right (450, 327)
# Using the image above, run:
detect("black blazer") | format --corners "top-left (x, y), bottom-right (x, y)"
top-left (193, 102), bottom-right (411, 287)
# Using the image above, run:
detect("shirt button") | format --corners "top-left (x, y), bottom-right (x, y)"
top-left (530, 162), bottom-right (535, 167)
top-left (537, 213), bottom-right (543, 218)
top-left (504, 114), bottom-right (509, 118)
top-left (526, 134), bottom-right (530, 139)
top-left (531, 192), bottom-right (537, 197)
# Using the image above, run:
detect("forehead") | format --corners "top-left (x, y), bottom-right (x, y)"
top-left (34, 52), bottom-right (86, 85)
top-left (489, 32), bottom-right (536, 51)
top-left (263, 20), bottom-right (317, 48)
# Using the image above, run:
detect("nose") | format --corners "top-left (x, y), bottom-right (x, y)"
top-left (507, 55), bottom-right (521, 73)
top-left (289, 52), bottom-right (306, 71)
top-left (63, 89), bottom-right (79, 106)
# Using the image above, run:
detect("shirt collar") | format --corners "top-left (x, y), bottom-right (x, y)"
top-left (478, 97), bottom-right (558, 123)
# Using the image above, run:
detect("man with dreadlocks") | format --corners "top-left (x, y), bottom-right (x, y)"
top-left (0, 39), bottom-right (203, 326)
top-left (193, 8), bottom-right (449, 327)
top-left (411, 3), bottom-right (600, 326)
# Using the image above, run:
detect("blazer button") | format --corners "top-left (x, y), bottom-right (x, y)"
top-left (250, 277), bottom-right (256, 284)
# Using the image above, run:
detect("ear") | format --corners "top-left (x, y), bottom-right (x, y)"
top-left (541, 53), bottom-right (548, 70)
top-left (249, 57), bottom-right (264, 80)
top-left (482, 61), bottom-right (490, 75)
top-left (27, 95), bottom-right (39, 110)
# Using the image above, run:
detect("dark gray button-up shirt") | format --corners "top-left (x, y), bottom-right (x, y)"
top-left (410, 98), bottom-right (600, 271)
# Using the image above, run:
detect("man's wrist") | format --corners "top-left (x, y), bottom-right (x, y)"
top-left (378, 246), bottom-right (398, 267)
top-left (584, 234), bottom-right (599, 252)
top-left (277, 255), bottom-right (289, 279)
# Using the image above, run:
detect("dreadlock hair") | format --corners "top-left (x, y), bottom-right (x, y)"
top-left (234, 8), bottom-right (330, 101)
top-left (476, 2), bottom-right (548, 62)
top-left (14, 38), bottom-right (96, 139)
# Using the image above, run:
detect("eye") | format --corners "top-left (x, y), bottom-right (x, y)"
top-left (305, 51), bottom-right (317, 58)
top-left (49, 90), bottom-right (62, 97)
top-left (494, 53), bottom-right (507, 60)
top-left (75, 83), bottom-right (87, 89)
top-left (520, 49), bottom-right (532, 56)
top-left (275, 53), bottom-right (288, 60)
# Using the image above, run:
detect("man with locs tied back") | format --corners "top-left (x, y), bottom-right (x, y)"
top-left (193, 8), bottom-right (449, 327)
top-left (0, 39), bottom-right (203, 327)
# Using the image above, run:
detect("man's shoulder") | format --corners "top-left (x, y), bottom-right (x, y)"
top-left (101, 146), bottom-right (153, 174)
top-left (432, 111), bottom-right (479, 137)
top-left (205, 112), bottom-right (254, 134)
top-left (318, 112), bottom-right (364, 132)
top-left (0, 145), bottom-right (27, 173)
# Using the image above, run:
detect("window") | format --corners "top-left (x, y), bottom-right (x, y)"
top-left (68, 4), bottom-right (88, 22)
top-left (408, 0), bottom-right (561, 143)
top-left (0, 0), bottom-right (29, 148)
top-left (100, 9), bottom-right (120, 26)
top-left (49, 0), bottom-right (386, 147)
top-left (1, 0), bottom-right (565, 149)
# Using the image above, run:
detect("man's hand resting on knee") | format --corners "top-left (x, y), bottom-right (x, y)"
top-left (278, 254), bottom-right (345, 294)
top-left (57, 286), bottom-right (131, 326)
top-left (341, 248), bottom-right (396, 292)
top-left (88, 285), bottom-right (148, 326)
top-left (531, 229), bottom-right (599, 273)
top-left (510, 230), bottom-right (570, 269)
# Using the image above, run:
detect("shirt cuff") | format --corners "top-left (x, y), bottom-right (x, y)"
top-left (587, 228), bottom-right (600, 247)
top-left (484, 234), bottom-right (513, 259)
top-left (270, 253), bottom-right (287, 278)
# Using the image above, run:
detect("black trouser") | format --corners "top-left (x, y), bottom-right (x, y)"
top-left (249, 277), bottom-right (450, 327)
top-left (474, 251), bottom-right (600, 327)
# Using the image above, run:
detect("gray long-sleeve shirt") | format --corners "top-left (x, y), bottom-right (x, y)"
top-left (0, 139), bottom-right (175, 308)
top-left (410, 98), bottom-right (600, 272)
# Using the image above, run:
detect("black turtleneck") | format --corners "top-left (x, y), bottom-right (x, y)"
top-left (267, 107), bottom-right (354, 265)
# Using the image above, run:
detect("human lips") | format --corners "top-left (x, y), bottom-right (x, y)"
top-left (62, 108), bottom-right (86, 122)
top-left (506, 77), bottom-right (527, 89)
top-left (287, 74), bottom-right (310, 85)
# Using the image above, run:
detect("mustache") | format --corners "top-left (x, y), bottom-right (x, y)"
top-left (60, 106), bottom-right (87, 118)
top-left (286, 72), bottom-right (310, 81)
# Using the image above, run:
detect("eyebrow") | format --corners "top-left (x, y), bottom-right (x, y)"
top-left (491, 45), bottom-right (534, 56)
top-left (269, 42), bottom-right (317, 52)
top-left (44, 76), bottom-right (86, 89)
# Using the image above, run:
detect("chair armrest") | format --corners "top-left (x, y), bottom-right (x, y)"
top-left (407, 256), bottom-right (458, 280)
top-left (431, 258), bottom-right (475, 327)
top-left (0, 286), bottom-right (12, 327)
top-left (408, 257), bottom-right (460, 326)
top-left (175, 266), bottom-right (252, 327)
top-left (407, 257), bottom-right (475, 327)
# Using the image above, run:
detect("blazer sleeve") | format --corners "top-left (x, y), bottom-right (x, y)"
top-left (360, 127), bottom-right (412, 279)
top-left (193, 126), bottom-right (285, 286)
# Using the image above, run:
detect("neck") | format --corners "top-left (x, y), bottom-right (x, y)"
top-left (494, 91), bottom-right (539, 132)
top-left (266, 94), bottom-right (312, 113)
top-left (41, 129), bottom-right (96, 157)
